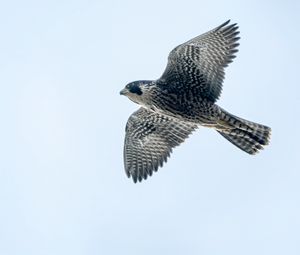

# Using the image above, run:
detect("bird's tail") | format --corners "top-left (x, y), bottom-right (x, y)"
top-left (216, 109), bottom-right (271, 154)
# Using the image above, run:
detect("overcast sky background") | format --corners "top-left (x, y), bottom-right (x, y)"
top-left (0, 0), bottom-right (300, 254)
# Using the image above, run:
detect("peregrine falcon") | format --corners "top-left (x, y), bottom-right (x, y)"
top-left (120, 20), bottom-right (271, 183)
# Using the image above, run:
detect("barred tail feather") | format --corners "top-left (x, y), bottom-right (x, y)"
top-left (217, 110), bottom-right (271, 154)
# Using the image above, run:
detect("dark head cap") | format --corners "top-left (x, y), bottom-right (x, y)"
top-left (126, 82), bottom-right (143, 95)
top-left (121, 80), bottom-right (153, 96)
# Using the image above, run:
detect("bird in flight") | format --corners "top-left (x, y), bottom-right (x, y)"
top-left (120, 20), bottom-right (271, 183)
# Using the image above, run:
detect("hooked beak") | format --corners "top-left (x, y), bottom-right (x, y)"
top-left (120, 88), bottom-right (128, 96)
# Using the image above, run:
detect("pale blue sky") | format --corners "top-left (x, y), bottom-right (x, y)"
top-left (0, 0), bottom-right (300, 254)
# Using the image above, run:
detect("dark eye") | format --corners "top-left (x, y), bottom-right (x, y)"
top-left (129, 84), bottom-right (143, 95)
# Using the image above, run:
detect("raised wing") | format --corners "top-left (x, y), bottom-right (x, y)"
top-left (158, 20), bottom-right (240, 102)
top-left (124, 108), bottom-right (197, 183)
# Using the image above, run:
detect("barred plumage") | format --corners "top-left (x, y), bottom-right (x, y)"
top-left (216, 109), bottom-right (271, 154)
top-left (120, 20), bottom-right (271, 183)
top-left (124, 108), bottom-right (197, 182)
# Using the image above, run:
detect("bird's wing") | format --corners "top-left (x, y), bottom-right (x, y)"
top-left (158, 20), bottom-right (240, 103)
top-left (124, 107), bottom-right (197, 183)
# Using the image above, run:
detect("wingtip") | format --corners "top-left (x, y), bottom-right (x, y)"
top-left (132, 176), bottom-right (138, 183)
top-left (219, 19), bottom-right (231, 28)
top-left (217, 19), bottom-right (239, 31)
top-left (224, 19), bottom-right (231, 25)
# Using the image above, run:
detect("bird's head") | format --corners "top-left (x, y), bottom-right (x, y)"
top-left (120, 80), bottom-right (154, 105)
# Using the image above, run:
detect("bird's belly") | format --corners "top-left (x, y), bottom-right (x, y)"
top-left (149, 101), bottom-right (219, 126)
